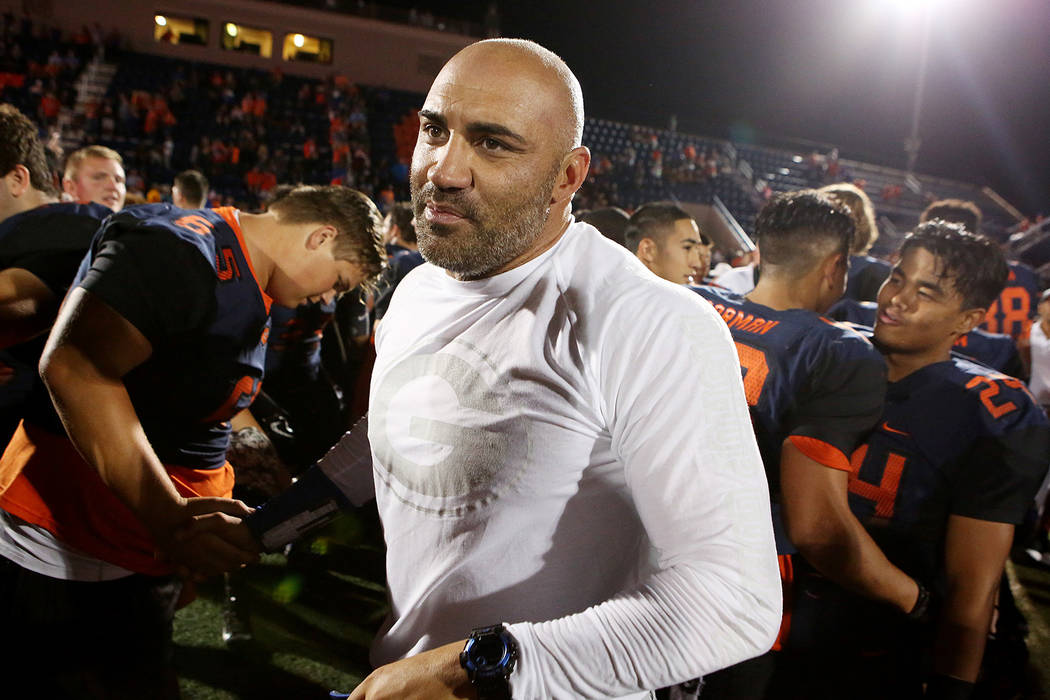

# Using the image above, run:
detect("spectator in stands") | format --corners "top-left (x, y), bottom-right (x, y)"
top-left (172, 169), bottom-right (209, 209)
top-left (62, 144), bottom-right (126, 211)
top-left (577, 206), bottom-right (629, 247)
top-left (625, 202), bottom-right (711, 284)
top-left (0, 103), bottom-right (57, 221)
top-left (821, 182), bottom-right (890, 302)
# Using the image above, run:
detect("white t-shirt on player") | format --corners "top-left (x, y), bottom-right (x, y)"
top-left (366, 220), bottom-right (780, 699)
top-left (1029, 319), bottom-right (1050, 406)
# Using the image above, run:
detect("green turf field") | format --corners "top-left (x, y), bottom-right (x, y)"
top-left (174, 509), bottom-right (387, 699)
top-left (173, 510), bottom-right (1050, 699)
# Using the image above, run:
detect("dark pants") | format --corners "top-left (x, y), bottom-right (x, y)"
top-left (0, 555), bottom-right (182, 699)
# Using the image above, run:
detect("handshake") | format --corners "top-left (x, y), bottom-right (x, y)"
top-left (159, 496), bottom-right (261, 581)
top-left (155, 461), bottom-right (353, 580)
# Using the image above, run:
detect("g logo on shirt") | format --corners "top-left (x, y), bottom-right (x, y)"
top-left (369, 339), bottom-right (529, 516)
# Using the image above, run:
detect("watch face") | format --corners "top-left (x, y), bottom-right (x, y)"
top-left (467, 636), bottom-right (510, 672)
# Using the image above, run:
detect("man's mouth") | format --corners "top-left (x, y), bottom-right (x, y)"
top-left (424, 201), bottom-right (467, 226)
top-left (877, 308), bottom-right (901, 326)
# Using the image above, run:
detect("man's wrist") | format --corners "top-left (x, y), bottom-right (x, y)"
top-left (906, 579), bottom-right (931, 621)
top-left (460, 624), bottom-right (517, 700)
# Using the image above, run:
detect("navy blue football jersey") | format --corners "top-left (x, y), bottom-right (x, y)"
top-left (788, 357), bottom-right (1049, 655)
top-left (845, 254), bottom-right (891, 302)
top-left (982, 261), bottom-right (1040, 341)
top-left (828, 299), bottom-right (1023, 376)
top-left (694, 286), bottom-right (888, 553)
top-left (265, 299), bottom-right (336, 377)
top-left (848, 358), bottom-right (1049, 583)
top-left (0, 202), bottom-right (112, 439)
top-left (22, 205), bottom-right (272, 469)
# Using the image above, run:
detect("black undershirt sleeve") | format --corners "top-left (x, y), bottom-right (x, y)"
top-left (79, 228), bottom-right (216, 344)
top-left (787, 340), bottom-right (888, 458)
top-left (951, 423), bottom-right (1050, 524)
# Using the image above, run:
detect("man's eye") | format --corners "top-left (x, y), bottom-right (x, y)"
top-left (422, 124), bottom-right (444, 139)
top-left (480, 138), bottom-right (506, 152)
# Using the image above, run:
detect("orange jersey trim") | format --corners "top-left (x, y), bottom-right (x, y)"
top-left (213, 206), bottom-right (273, 313)
top-left (0, 421), bottom-right (234, 576)
top-left (772, 553), bottom-right (794, 652)
top-left (788, 435), bottom-right (852, 472)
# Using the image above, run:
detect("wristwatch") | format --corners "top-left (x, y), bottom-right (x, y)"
top-left (460, 623), bottom-right (518, 700)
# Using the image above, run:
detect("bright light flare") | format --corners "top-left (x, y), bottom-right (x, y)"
top-left (293, 33), bottom-right (305, 48)
top-left (155, 15), bottom-right (167, 26)
top-left (226, 23), bottom-right (238, 37)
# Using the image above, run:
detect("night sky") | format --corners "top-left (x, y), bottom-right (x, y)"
top-left (430, 0), bottom-right (1050, 217)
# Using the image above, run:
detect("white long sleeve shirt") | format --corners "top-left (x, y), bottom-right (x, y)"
top-left (366, 221), bottom-right (780, 699)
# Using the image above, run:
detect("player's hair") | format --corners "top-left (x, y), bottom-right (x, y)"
top-left (388, 201), bottom-right (416, 244)
top-left (899, 220), bottom-right (1006, 310)
top-left (63, 144), bottom-right (123, 181)
top-left (919, 199), bottom-right (982, 235)
top-left (578, 206), bottom-right (630, 247)
top-left (0, 104), bottom-right (55, 194)
top-left (754, 190), bottom-right (855, 277)
top-left (266, 184), bottom-right (298, 208)
top-left (624, 202), bottom-right (706, 254)
top-left (173, 169), bottom-right (209, 208)
top-left (819, 182), bottom-right (877, 254)
top-left (269, 185), bottom-right (386, 282)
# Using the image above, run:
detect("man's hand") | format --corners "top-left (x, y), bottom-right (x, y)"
top-left (164, 497), bottom-right (260, 580)
top-left (348, 641), bottom-right (476, 700)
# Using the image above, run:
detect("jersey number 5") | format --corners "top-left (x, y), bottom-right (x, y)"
top-left (734, 341), bottom-right (769, 406)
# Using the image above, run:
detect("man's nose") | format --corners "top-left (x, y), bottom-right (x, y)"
top-left (429, 137), bottom-right (472, 191)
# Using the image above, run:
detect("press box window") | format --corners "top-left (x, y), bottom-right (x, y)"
top-left (221, 22), bottom-right (273, 58)
top-left (282, 33), bottom-right (332, 64)
top-left (154, 13), bottom-right (209, 46)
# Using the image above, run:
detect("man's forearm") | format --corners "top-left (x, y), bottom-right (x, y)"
top-left (41, 342), bottom-right (188, 535)
top-left (797, 514), bottom-right (920, 614)
top-left (932, 589), bottom-right (995, 682)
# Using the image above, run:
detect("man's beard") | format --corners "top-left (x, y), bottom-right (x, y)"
top-left (411, 168), bottom-right (559, 280)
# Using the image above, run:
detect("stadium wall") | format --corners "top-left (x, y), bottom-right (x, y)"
top-left (0, 0), bottom-right (472, 92)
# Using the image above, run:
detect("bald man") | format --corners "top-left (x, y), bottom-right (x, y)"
top-left (215, 38), bottom-right (779, 699)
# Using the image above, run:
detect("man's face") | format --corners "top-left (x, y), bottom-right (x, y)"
top-left (66, 157), bottom-right (126, 211)
top-left (649, 218), bottom-right (705, 284)
top-left (267, 236), bottom-right (368, 308)
top-left (410, 52), bottom-right (565, 280)
top-left (874, 246), bottom-right (973, 355)
top-left (381, 213), bottom-right (397, 245)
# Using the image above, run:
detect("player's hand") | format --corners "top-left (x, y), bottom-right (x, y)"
top-left (162, 497), bottom-right (259, 580)
top-left (347, 641), bottom-right (476, 700)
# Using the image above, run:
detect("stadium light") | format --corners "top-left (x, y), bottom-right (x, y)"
top-left (155, 15), bottom-right (166, 26)
top-left (226, 23), bottom-right (238, 37)
top-left (293, 33), bottom-right (305, 48)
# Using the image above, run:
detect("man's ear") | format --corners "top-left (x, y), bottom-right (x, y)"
top-left (636, 237), bottom-right (657, 265)
top-left (551, 146), bottom-right (591, 205)
top-left (61, 175), bottom-right (78, 199)
top-left (954, 307), bottom-right (987, 337)
top-left (5, 164), bottom-right (31, 197)
top-left (306, 225), bottom-right (337, 250)
top-left (822, 252), bottom-right (847, 285)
